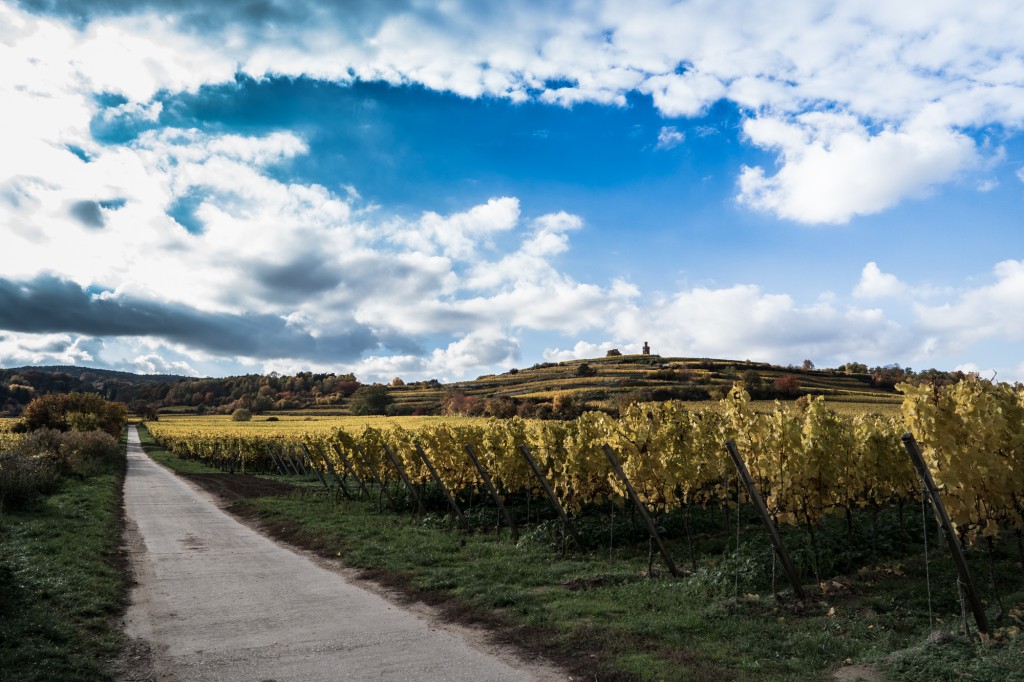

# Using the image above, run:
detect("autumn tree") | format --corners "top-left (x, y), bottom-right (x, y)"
top-left (16, 392), bottom-right (127, 438)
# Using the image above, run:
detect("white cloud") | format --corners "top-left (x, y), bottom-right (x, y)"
top-left (915, 260), bottom-right (1024, 348)
top-left (543, 340), bottom-right (625, 362)
top-left (131, 353), bottom-right (199, 376)
top-left (654, 126), bottom-right (685, 151)
top-left (0, 332), bottom-right (100, 367)
top-left (738, 112), bottom-right (978, 223)
top-left (854, 262), bottom-right (910, 299)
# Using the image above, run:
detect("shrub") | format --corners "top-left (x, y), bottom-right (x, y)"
top-left (0, 452), bottom-right (62, 511)
top-left (0, 429), bottom-right (122, 511)
top-left (231, 408), bottom-right (253, 422)
top-left (575, 363), bottom-right (597, 377)
top-left (59, 430), bottom-right (122, 477)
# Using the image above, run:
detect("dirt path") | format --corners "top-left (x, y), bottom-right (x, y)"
top-left (121, 426), bottom-right (566, 681)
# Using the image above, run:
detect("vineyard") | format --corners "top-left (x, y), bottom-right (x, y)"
top-left (145, 377), bottom-right (1024, 636)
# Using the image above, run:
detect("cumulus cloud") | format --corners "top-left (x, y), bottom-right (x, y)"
top-left (853, 262), bottom-right (909, 299)
top-left (0, 331), bottom-right (102, 367)
top-left (737, 112), bottom-right (978, 223)
top-left (130, 353), bottom-right (199, 376)
top-left (915, 260), bottom-right (1024, 349)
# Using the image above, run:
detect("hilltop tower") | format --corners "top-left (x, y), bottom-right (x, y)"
top-left (642, 341), bottom-right (650, 356)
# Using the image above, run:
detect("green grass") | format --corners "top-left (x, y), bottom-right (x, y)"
top-left (226, 491), bottom-right (1024, 681)
top-left (0, 449), bottom-right (127, 681)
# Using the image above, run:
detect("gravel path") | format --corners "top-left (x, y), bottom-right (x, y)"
top-left (121, 426), bottom-right (565, 681)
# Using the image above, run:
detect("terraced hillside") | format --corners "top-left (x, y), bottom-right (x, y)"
top-left (379, 354), bottom-right (903, 417)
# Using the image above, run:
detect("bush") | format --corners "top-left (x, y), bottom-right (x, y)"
top-left (0, 451), bottom-right (62, 512)
top-left (0, 429), bottom-right (122, 511)
top-left (59, 430), bottom-right (122, 477)
top-left (231, 408), bottom-right (253, 422)
top-left (16, 392), bottom-right (127, 438)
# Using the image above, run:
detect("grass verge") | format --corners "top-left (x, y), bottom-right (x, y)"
top-left (0, 436), bottom-right (128, 681)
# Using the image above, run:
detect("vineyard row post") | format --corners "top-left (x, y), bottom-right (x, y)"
top-left (265, 445), bottom-right (287, 476)
top-left (464, 444), bottom-right (519, 542)
top-left (279, 445), bottom-right (302, 478)
top-left (287, 446), bottom-right (313, 481)
top-left (901, 433), bottom-right (989, 634)
top-left (327, 443), bottom-right (371, 500)
top-left (602, 444), bottom-right (680, 577)
top-left (300, 444), bottom-right (331, 490)
top-left (382, 443), bottom-right (423, 515)
top-left (724, 440), bottom-right (806, 600)
top-left (355, 444), bottom-right (397, 509)
top-left (414, 443), bottom-right (469, 530)
top-left (518, 444), bottom-right (584, 551)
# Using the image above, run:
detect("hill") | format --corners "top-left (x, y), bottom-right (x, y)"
top-left (1, 356), bottom-right (953, 419)
top-left (383, 354), bottom-right (909, 418)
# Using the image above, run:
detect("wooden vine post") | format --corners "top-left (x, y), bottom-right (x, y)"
top-left (355, 444), bottom-right (397, 508)
top-left (724, 440), bottom-right (806, 600)
top-left (902, 433), bottom-right (989, 634)
top-left (299, 444), bottom-right (330, 490)
top-left (327, 443), bottom-right (371, 499)
top-left (602, 445), bottom-right (679, 576)
top-left (414, 444), bottom-right (469, 530)
top-left (464, 444), bottom-right (519, 541)
top-left (382, 443), bottom-right (423, 514)
top-left (277, 445), bottom-right (301, 477)
top-left (264, 445), bottom-right (287, 476)
top-left (518, 444), bottom-right (584, 550)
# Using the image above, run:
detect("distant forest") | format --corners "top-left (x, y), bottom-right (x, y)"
top-left (0, 366), bottom-right (364, 417)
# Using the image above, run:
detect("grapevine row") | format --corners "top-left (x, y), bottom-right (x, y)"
top-left (145, 377), bottom-right (1024, 543)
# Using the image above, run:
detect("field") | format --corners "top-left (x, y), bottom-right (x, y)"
top-left (148, 413), bottom-right (491, 438)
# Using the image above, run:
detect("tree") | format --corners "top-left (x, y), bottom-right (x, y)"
top-left (390, 376), bottom-right (405, 387)
top-left (606, 349), bottom-right (622, 357)
top-left (134, 400), bottom-right (159, 421)
top-left (772, 374), bottom-right (802, 397)
top-left (576, 363), bottom-right (597, 377)
top-left (349, 385), bottom-right (393, 416)
top-left (801, 359), bottom-right (815, 371)
top-left (741, 369), bottom-right (764, 394)
top-left (231, 408), bottom-right (252, 422)
top-left (16, 392), bottom-right (127, 438)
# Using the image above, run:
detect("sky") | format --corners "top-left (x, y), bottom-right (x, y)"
top-left (1, 0), bottom-right (1023, 383)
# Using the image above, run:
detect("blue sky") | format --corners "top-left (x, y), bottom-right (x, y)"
top-left (2, 1), bottom-right (1023, 382)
